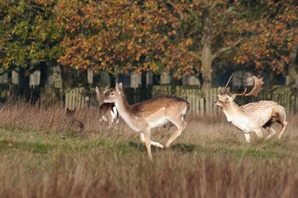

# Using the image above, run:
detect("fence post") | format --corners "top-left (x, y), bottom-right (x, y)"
top-left (151, 85), bottom-right (296, 115)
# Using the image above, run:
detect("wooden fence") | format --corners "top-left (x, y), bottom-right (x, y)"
top-left (64, 87), bottom-right (151, 110)
top-left (2, 84), bottom-right (295, 114)
top-left (65, 87), bottom-right (96, 110)
top-left (151, 85), bottom-right (219, 115)
top-left (64, 85), bottom-right (297, 114)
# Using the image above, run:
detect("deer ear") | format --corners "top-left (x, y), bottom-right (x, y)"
top-left (231, 94), bottom-right (236, 101)
top-left (103, 86), bottom-right (109, 93)
top-left (95, 86), bottom-right (100, 94)
top-left (95, 86), bottom-right (103, 102)
top-left (116, 82), bottom-right (123, 93)
top-left (118, 82), bottom-right (123, 90)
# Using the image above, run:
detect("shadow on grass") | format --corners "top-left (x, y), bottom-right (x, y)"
top-left (127, 139), bottom-right (283, 158)
top-left (128, 141), bottom-right (147, 152)
top-left (170, 143), bottom-right (196, 153)
top-left (128, 141), bottom-right (196, 153)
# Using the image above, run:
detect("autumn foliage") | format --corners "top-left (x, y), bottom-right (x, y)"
top-left (0, 0), bottom-right (297, 82)
top-left (230, 0), bottom-right (297, 73)
top-left (54, 0), bottom-right (196, 78)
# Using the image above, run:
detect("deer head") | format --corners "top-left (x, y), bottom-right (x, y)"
top-left (96, 86), bottom-right (109, 106)
top-left (216, 75), bottom-right (264, 107)
top-left (103, 83), bottom-right (125, 104)
top-left (95, 86), bottom-right (119, 128)
top-left (65, 107), bottom-right (76, 116)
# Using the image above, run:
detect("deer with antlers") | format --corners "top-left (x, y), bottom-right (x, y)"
top-left (103, 82), bottom-right (189, 159)
top-left (215, 75), bottom-right (287, 143)
top-left (95, 86), bottom-right (119, 128)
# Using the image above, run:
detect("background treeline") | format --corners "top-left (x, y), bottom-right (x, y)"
top-left (0, 0), bottom-right (297, 98)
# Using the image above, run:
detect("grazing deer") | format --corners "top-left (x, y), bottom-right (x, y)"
top-left (65, 108), bottom-right (85, 132)
top-left (103, 82), bottom-right (189, 159)
top-left (215, 75), bottom-right (287, 143)
top-left (95, 86), bottom-right (119, 128)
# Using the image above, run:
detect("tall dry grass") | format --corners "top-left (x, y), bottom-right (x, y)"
top-left (0, 103), bottom-right (298, 198)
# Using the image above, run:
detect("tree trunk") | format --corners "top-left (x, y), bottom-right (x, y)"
top-left (286, 44), bottom-right (298, 88)
top-left (201, 8), bottom-right (213, 89)
top-left (19, 68), bottom-right (31, 102)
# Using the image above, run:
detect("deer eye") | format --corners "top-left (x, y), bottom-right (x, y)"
top-left (110, 92), bottom-right (115, 96)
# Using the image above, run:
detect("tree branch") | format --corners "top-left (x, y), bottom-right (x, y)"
top-left (211, 46), bottom-right (233, 61)
top-left (211, 38), bottom-right (243, 61)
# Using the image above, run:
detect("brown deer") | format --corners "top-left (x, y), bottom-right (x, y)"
top-left (103, 82), bottom-right (190, 159)
top-left (95, 86), bottom-right (119, 128)
top-left (65, 108), bottom-right (85, 132)
top-left (215, 75), bottom-right (287, 143)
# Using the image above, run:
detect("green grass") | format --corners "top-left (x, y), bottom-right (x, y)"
top-left (0, 105), bottom-right (297, 197)
top-left (0, 127), bottom-right (293, 162)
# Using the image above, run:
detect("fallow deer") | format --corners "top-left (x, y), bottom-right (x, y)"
top-left (103, 82), bottom-right (190, 159)
top-left (215, 75), bottom-right (287, 143)
top-left (95, 86), bottom-right (119, 128)
top-left (65, 108), bottom-right (85, 132)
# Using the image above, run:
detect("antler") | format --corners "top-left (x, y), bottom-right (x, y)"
top-left (218, 75), bottom-right (264, 97)
top-left (235, 76), bottom-right (264, 97)
top-left (103, 85), bottom-right (109, 93)
top-left (224, 75), bottom-right (233, 96)
top-left (245, 76), bottom-right (264, 96)
top-left (218, 75), bottom-right (233, 96)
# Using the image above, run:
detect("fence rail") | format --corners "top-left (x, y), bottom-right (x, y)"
top-left (151, 85), bottom-right (297, 114)
top-left (151, 85), bottom-right (220, 115)
top-left (150, 86), bottom-right (276, 114)
top-left (1, 84), bottom-right (297, 114)
top-left (64, 85), bottom-right (297, 114)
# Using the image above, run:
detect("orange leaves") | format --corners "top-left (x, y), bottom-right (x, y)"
top-left (55, 0), bottom-right (188, 74)
top-left (32, 0), bottom-right (55, 6)
top-left (230, 1), bottom-right (296, 73)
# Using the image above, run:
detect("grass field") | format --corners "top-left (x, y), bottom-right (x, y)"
top-left (0, 103), bottom-right (297, 198)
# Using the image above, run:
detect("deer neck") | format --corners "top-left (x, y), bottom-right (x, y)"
top-left (223, 102), bottom-right (247, 122)
top-left (114, 94), bottom-right (139, 130)
top-left (114, 95), bottom-right (130, 115)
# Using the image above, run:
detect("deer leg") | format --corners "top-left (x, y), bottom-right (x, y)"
top-left (107, 115), bottom-right (113, 129)
top-left (244, 133), bottom-right (251, 143)
top-left (263, 121), bottom-right (275, 139)
top-left (141, 129), bottom-right (153, 160)
top-left (99, 115), bottom-right (107, 122)
top-left (273, 108), bottom-right (287, 139)
top-left (254, 128), bottom-right (263, 139)
top-left (165, 116), bottom-right (186, 148)
top-left (264, 126), bottom-right (276, 140)
top-left (277, 120), bottom-right (287, 139)
top-left (140, 132), bottom-right (164, 149)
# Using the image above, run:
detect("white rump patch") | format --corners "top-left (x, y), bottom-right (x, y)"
top-left (111, 106), bottom-right (118, 120)
top-left (100, 116), bottom-right (108, 122)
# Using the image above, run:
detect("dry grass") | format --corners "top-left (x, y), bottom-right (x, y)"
top-left (0, 102), bottom-right (298, 198)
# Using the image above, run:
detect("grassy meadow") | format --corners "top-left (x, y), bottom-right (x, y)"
top-left (0, 103), bottom-right (298, 198)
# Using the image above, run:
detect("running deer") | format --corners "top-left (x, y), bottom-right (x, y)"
top-left (215, 75), bottom-right (287, 143)
top-left (95, 86), bottom-right (119, 128)
top-left (103, 82), bottom-right (189, 159)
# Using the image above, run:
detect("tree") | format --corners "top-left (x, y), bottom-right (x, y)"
top-left (0, 0), bottom-right (61, 69)
top-left (2, 0), bottom-right (296, 90)
top-left (55, 0), bottom-right (196, 79)
top-left (169, 0), bottom-right (241, 88)
top-left (230, 0), bottom-right (298, 84)
top-left (0, 0), bottom-right (62, 101)
top-left (146, 0), bottom-right (251, 88)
